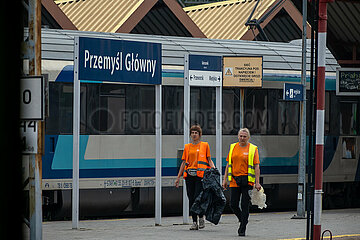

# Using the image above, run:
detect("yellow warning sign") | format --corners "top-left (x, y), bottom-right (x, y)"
top-left (225, 67), bottom-right (233, 76)
top-left (223, 56), bottom-right (263, 87)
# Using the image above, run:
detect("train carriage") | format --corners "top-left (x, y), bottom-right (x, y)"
top-left (23, 28), bottom-right (360, 219)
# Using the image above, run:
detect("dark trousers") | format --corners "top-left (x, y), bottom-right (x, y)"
top-left (185, 176), bottom-right (204, 222)
top-left (230, 177), bottom-right (252, 232)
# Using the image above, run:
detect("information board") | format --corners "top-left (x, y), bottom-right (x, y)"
top-left (336, 68), bottom-right (360, 96)
top-left (223, 56), bottom-right (263, 87)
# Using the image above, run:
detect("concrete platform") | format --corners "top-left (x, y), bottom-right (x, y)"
top-left (24, 208), bottom-right (360, 240)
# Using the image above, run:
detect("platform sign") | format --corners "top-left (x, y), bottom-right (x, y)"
top-left (283, 83), bottom-right (304, 101)
top-left (77, 37), bottom-right (161, 84)
top-left (336, 68), bottom-right (360, 96)
top-left (189, 55), bottom-right (222, 86)
top-left (223, 56), bottom-right (263, 87)
top-left (74, 36), bottom-right (163, 227)
top-left (20, 120), bottom-right (37, 154)
top-left (20, 76), bottom-right (44, 120)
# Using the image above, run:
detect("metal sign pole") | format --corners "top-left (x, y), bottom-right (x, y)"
top-left (155, 84), bottom-right (162, 226)
top-left (183, 53), bottom-right (190, 224)
top-left (72, 37), bottom-right (80, 229)
top-left (295, 0), bottom-right (308, 219)
top-left (216, 85), bottom-right (222, 178)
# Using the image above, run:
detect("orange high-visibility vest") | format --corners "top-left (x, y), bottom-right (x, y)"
top-left (183, 142), bottom-right (211, 178)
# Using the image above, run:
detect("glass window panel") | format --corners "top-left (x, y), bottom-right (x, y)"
top-left (45, 83), bottom-right (60, 134)
top-left (222, 88), bottom-right (239, 135)
top-left (278, 101), bottom-right (299, 135)
top-left (244, 89), bottom-right (268, 135)
top-left (190, 87), bottom-right (216, 135)
top-left (340, 102), bottom-right (358, 135)
top-left (59, 84), bottom-right (73, 134)
top-left (162, 86), bottom-right (183, 135)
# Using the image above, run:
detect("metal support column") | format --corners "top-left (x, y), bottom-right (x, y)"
top-left (314, 0), bottom-right (331, 239)
top-left (216, 86), bottom-right (222, 178)
top-left (28, 0), bottom-right (42, 239)
top-left (72, 37), bottom-right (80, 229)
top-left (294, 0), bottom-right (307, 219)
top-left (155, 84), bottom-right (162, 226)
top-left (183, 54), bottom-right (190, 224)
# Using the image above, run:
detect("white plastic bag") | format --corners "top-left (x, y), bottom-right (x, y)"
top-left (249, 187), bottom-right (267, 209)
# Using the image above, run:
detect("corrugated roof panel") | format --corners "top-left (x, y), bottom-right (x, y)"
top-left (55, 0), bottom-right (143, 33)
top-left (25, 28), bottom-right (338, 72)
top-left (185, 0), bottom-right (276, 40)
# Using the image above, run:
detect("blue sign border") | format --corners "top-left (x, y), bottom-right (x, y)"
top-left (77, 37), bottom-right (161, 85)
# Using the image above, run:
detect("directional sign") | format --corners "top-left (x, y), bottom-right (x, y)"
top-left (20, 76), bottom-right (44, 120)
top-left (283, 83), bottom-right (304, 101)
top-left (188, 55), bottom-right (222, 86)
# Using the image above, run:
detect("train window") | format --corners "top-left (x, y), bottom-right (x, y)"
top-left (190, 87), bottom-right (216, 135)
top-left (328, 91), bottom-right (340, 135)
top-left (277, 89), bottom-right (299, 135)
top-left (95, 84), bottom-right (126, 134)
top-left (59, 84), bottom-right (74, 134)
top-left (342, 137), bottom-right (356, 159)
top-left (123, 85), bottom-right (155, 134)
top-left (45, 83), bottom-right (60, 134)
top-left (87, 84), bottom-right (155, 135)
top-left (277, 101), bottom-right (299, 135)
top-left (46, 83), bottom-right (86, 134)
top-left (244, 89), bottom-right (268, 134)
top-left (267, 90), bottom-right (279, 135)
top-left (222, 88), bottom-right (240, 135)
top-left (222, 88), bottom-right (299, 135)
top-left (340, 101), bottom-right (359, 135)
top-left (162, 86), bottom-right (184, 135)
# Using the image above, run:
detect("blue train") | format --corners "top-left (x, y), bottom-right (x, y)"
top-left (24, 29), bottom-right (360, 219)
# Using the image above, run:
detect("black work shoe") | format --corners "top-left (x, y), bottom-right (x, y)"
top-left (238, 226), bottom-right (246, 236)
top-left (190, 222), bottom-right (199, 230)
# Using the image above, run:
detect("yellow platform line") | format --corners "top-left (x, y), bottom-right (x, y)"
top-left (280, 233), bottom-right (360, 240)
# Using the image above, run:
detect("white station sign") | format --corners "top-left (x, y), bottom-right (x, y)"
top-left (20, 76), bottom-right (44, 120)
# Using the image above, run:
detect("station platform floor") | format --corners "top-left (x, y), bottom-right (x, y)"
top-left (24, 208), bottom-right (360, 240)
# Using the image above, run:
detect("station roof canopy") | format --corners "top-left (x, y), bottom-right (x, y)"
top-left (24, 28), bottom-right (338, 74)
top-left (290, 0), bottom-right (360, 66)
top-left (47, 0), bottom-right (205, 37)
top-left (320, 0), bottom-right (360, 66)
top-left (184, 0), bottom-right (311, 42)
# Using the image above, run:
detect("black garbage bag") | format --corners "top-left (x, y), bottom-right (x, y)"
top-left (190, 168), bottom-right (226, 225)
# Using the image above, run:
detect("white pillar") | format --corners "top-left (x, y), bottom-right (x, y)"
top-left (72, 37), bottom-right (80, 229)
top-left (155, 84), bottom-right (162, 225)
top-left (183, 53), bottom-right (190, 224)
top-left (216, 86), bottom-right (222, 179)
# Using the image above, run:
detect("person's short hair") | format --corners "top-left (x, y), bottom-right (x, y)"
top-left (190, 124), bottom-right (202, 136)
top-left (238, 128), bottom-right (250, 138)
